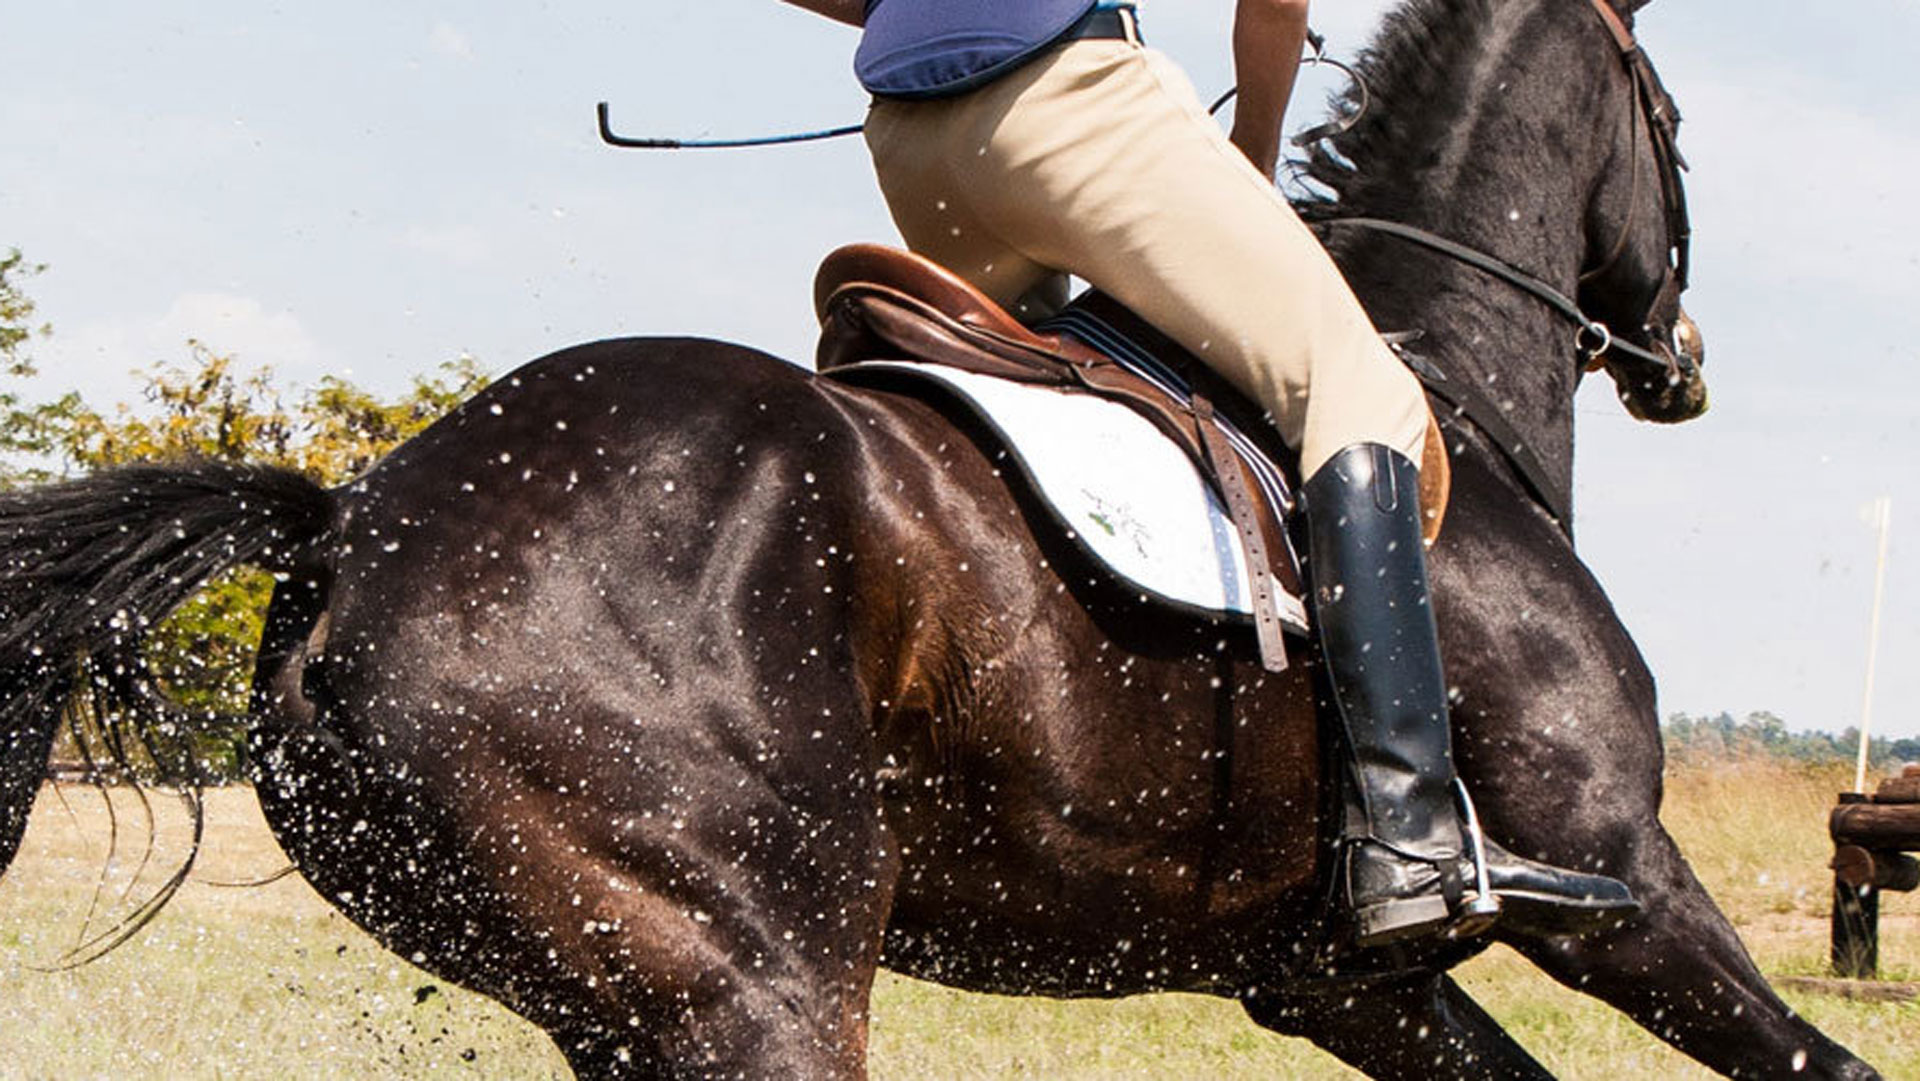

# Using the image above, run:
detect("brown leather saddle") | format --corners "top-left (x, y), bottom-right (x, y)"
top-left (812, 243), bottom-right (1303, 671)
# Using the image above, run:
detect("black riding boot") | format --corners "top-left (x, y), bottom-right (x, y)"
top-left (1303, 443), bottom-right (1639, 947)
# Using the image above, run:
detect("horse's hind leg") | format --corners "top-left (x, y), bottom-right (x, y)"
top-left (1242, 976), bottom-right (1542, 1079)
top-left (311, 654), bottom-right (900, 1081)
top-left (314, 590), bottom-right (899, 1076)
top-left (497, 807), bottom-right (895, 1081)
top-left (1242, 972), bottom-right (1553, 1079)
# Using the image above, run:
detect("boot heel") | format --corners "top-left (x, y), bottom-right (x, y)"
top-left (1354, 894), bottom-right (1452, 948)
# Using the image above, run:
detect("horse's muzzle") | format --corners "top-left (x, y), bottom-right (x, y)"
top-left (1615, 305), bottom-right (1708, 423)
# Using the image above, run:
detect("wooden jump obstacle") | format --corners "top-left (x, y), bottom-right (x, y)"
top-left (1830, 764), bottom-right (1920, 978)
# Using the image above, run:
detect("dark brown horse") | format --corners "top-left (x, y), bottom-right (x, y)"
top-left (0, 0), bottom-right (1882, 1077)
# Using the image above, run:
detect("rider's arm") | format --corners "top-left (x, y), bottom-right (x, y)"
top-left (781, 0), bottom-right (866, 26)
top-left (1229, 0), bottom-right (1310, 179)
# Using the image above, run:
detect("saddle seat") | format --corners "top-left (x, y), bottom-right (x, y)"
top-left (813, 243), bottom-right (1112, 377)
top-left (813, 243), bottom-right (1304, 671)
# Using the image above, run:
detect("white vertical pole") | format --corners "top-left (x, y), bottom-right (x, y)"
top-left (1855, 497), bottom-right (1892, 795)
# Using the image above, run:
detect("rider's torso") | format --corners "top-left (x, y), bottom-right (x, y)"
top-left (855, 0), bottom-right (1101, 98)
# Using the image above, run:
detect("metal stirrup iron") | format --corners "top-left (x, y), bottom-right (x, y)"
top-left (1452, 779), bottom-right (1503, 930)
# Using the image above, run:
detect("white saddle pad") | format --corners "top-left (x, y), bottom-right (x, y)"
top-left (848, 361), bottom-right (1308, 633)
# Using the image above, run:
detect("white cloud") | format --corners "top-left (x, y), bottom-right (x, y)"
top-left (30, 292), bottom-right (331, 405)
top-left (1682, 79), bottom-right (1920, 306)
top-left (402, 223), bottom-right (491, 265)
top-left (428, 21), bottom-right (474, 60)
top-left (149, 293), bottom-right (327, 369)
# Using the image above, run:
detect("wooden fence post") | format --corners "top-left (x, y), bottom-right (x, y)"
top-left (1829, 766), bottom-right (1920, 979)
top-left (1831, 877), bottom-right (1878, 979)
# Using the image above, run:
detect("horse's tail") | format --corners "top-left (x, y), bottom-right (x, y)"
top-left (0, 461), bottom-right (333, 886)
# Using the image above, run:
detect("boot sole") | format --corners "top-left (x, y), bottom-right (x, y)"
top-left (1495, 891), bottom-right (1641, 938)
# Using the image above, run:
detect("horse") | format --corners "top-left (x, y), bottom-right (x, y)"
top-left (0, 0), bottom-right (1881, 1076)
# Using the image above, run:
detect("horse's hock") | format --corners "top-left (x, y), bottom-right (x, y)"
top-left (1830, 764), bottom-right (1920, 978)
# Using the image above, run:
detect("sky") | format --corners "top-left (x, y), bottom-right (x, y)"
top-left (4, 0), bottom-right (1919, 742)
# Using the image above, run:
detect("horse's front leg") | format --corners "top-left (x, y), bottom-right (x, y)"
top-left (1429, 495), bottom-right (1881, 1079)
top-left (1512, 826), bottom-right (1880, 1080)
top-left (1435, 583), bottom-right (1880, 1076)
top-left (1458, 692), bottom-right (1882, 1077)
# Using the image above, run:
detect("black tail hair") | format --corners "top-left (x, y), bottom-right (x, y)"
top-left (0, 460), bottom-right (332, 959)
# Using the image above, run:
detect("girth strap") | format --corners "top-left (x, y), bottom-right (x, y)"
top-left (1191, 391), bottom-right (1290, 671)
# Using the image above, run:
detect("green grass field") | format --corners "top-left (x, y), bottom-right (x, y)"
top-left (0, 758), bottom-right (1914, 1079)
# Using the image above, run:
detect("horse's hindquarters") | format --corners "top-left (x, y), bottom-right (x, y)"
top-left (254, 339), bottom-right (908, 1075)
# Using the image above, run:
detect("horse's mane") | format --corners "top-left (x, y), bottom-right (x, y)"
top-left (1295, 0), bottom-right (1496, 222)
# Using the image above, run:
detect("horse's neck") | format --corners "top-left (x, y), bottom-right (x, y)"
top-left (1334, 0), bottom-right (1614, 502)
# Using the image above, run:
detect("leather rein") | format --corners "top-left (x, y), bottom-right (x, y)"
top-left (1310, 0), bottom-right (1695, 533)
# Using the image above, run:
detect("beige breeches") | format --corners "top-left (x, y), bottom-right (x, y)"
top-left (863, 38), bottom-right (1431, 479)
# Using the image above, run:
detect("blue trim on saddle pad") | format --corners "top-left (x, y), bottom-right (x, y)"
top-left (1036, 305), bottom-right (1301, 533)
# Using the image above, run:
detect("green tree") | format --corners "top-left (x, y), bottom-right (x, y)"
top-left (4, 290), bottom-right (489, 777)
top-left (0, 249), bottom-right (82, 484)
top-left (1663, 710), bottom-right (1920, 770)
top-left (93, 348), bottom-right (486, 777)
top-left (0, 248), bottom-right (47, 367)
top-left (51, 342), bottom-right (487, 483)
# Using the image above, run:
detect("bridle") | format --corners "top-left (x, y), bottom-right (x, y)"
top-left (1579, 0), bottom-right (1692, 369)
top-left (1311, 0), bottom-right (1696, 532)
top-left (1316, 0), bottom-right (1694, 380)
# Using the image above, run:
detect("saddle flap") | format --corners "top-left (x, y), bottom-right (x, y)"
top-left (814, 244), bottom-right (1307, 666)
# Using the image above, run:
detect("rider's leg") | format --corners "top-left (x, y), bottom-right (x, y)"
top-left (866, 39), bottom-right (1429, 478)
top-left (1303, 443), bottom-right (1636, 944)
top-left (864, 37), bottom-right (1635, 944)
top-left (860, 105), bottom-right (1070, 324)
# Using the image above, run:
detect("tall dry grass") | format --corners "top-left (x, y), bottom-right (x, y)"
top-left (0, 759), bottom-right (1914, 1078)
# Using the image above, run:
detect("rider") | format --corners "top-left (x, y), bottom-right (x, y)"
top-left (783, 0), bottom-right (1638, 947)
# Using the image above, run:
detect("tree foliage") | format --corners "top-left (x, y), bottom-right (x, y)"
top-left (54, 342), bottom-right (487, 482)
top-left (2, 252), bottom-right (488, 778)
top-left (0, 248), bottom-right (48, 369)
top-left (1663, 710), bottom-right (1920, 769)
top-left (0, 249), bottom-right (80, 485)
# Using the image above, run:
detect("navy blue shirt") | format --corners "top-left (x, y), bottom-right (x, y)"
top-left (856, 0), bottom-right (1100, 99)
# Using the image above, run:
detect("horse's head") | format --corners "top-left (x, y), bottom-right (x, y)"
top-left (1576, 0), bottom-right (1708, 424)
